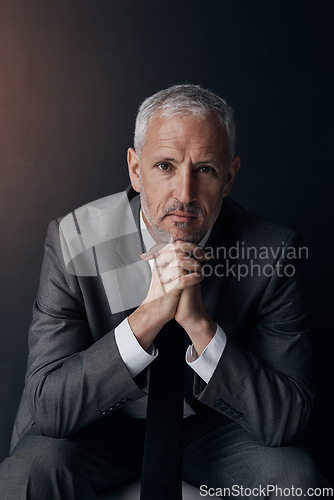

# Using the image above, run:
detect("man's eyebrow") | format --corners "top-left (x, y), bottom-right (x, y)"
top-left (156, 157), bottom-right (176, 162)
top-left (193, 159), bottom-right (222, 168)
top-left (194, 159), bottom-right (219, 164)
top-left (153, 157), bottom-right (220, 165)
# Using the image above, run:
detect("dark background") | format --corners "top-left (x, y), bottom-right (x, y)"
top-left (0, 0), bottom-right (332, 484)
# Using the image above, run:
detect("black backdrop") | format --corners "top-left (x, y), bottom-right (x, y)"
top-left (0, 0), bottom-right (332, 484)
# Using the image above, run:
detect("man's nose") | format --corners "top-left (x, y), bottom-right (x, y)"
top-left (174, 170), bottom-right (196, 204)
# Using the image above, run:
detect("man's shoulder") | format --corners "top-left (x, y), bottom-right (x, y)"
top-left (56, 186), bottom-right (139, 225)
top-left (221, 197), bottom-right (297, 246)
top-left (45, 187), bottom-right (141, 276)
top-left (51, 187), bottom-right (140, 243)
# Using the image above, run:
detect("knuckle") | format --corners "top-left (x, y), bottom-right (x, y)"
top-left (194, 260), bottom-right (202, 272)
top-left (193, 246), bottom-right (204, 259)
top-left (178, 274), bottom-right (187, 285)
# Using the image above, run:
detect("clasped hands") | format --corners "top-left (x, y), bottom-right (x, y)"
top-left (128, 241), bottom-right (216, 355)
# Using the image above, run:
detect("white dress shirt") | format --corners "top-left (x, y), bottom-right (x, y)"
top-left (114, 211), bottom-right (227, 417)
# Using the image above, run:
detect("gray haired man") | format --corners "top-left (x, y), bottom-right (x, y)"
top-left (0, 85), bottom-right (329, 498)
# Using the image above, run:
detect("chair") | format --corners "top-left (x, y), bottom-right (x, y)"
top-left (96, 480), bottom-right (201, 499)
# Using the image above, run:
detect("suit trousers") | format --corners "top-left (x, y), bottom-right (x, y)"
top-left (0, 413), bottom-right (329, 499)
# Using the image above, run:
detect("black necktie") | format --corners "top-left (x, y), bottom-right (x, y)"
top-left (140, 319), bottom-right (185, 500)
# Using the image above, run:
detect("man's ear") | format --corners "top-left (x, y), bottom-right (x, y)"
top-left (223, 155), bottom-right (241, 197)
top-left (127, 148), bottom-right (141, 193)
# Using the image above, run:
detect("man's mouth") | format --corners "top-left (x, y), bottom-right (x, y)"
top-left (166, 212), bottom-right (197, 222)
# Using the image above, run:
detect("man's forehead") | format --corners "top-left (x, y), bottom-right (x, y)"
top-left (147, 111), bottom-right (222, 130)
top-left (144, 113), bottom-right (227, 151)
top-left (147, 144), bottom-right (225, 162)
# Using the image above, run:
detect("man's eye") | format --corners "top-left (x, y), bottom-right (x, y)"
top-left (157, 163), bottom-right (172, 171)
top-left (198, 166), bottom-right (214, 174)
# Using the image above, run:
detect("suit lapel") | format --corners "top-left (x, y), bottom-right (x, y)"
top-left (201, 201), bottom-right (232, 322)
top-left (98, 189), bottom-right (152, 315)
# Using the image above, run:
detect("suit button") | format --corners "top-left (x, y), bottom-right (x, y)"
top-left (121, 398), bottom-right (131, 404)
top-left (214, 399), bottom-right (224, 408)
top-left (226, 408), bottom-right (236, 416)
top-left (235, 412), bottom-right (243, 420)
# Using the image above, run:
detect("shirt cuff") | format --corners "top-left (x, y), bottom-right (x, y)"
top-left (114, 318), bottom-right (158, 378)
top-left (186, 325), bottom-right (227, 384)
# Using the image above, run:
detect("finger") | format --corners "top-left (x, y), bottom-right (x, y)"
top-left (174, 257), bottom-right (202, 274)
top-left (153, 244), bottom-right (208, 268)
top-left (153, 247), bottom-right (178, 268)
top-left (141, 241), bottom-right (210, 266)
top-left (158, 267), bottom-right (187, 285)
top-left (153, 264), bottom-right (166, 296)
top-left (141, 242), bottom-right (171, 260)
top-left (157, 241), bottom-right (210, 261)
top-left (155, 252), bottom-right (203, 275)
top-left (158, 262), bottom-right (200, 284)
top-left (142, 243), bottom-right (185, 264)
top-left (166, 270), bottom-right (204, 294)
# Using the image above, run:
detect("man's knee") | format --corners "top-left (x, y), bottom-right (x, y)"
top-left (10, 435), bottom-right (77, 475)
top-left (263, 446), bottom-right (327, 490)
top-left (0, 434), bottom-right (85, 498)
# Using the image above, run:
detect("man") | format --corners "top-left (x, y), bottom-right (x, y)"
top-left (0, 84), bottom-right (328, 498)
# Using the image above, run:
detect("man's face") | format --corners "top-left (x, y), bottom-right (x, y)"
top-left (128, 113), bottom-right (240, 243)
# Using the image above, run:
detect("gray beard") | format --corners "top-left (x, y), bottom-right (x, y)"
top-left (142, 208), bottom-right (205, 243)
top-left (139, 177), bottom-right (223, 244)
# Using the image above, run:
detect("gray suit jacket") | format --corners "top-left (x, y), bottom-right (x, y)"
top-left (10, 187), bottom-right (314, 450)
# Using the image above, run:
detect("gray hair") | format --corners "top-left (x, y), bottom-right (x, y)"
top-left (134, 84), bottom-right (236, 162)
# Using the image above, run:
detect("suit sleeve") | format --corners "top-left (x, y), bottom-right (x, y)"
top-left (195, 231), bottom-right (314, 447)
top-left (24, 219), bottom-right (146, 438)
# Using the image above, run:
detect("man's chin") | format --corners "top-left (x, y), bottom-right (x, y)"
top-left (163, 228), bottom-right (203, 244)
top-left (150, 220), bottom-right (205, 244)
